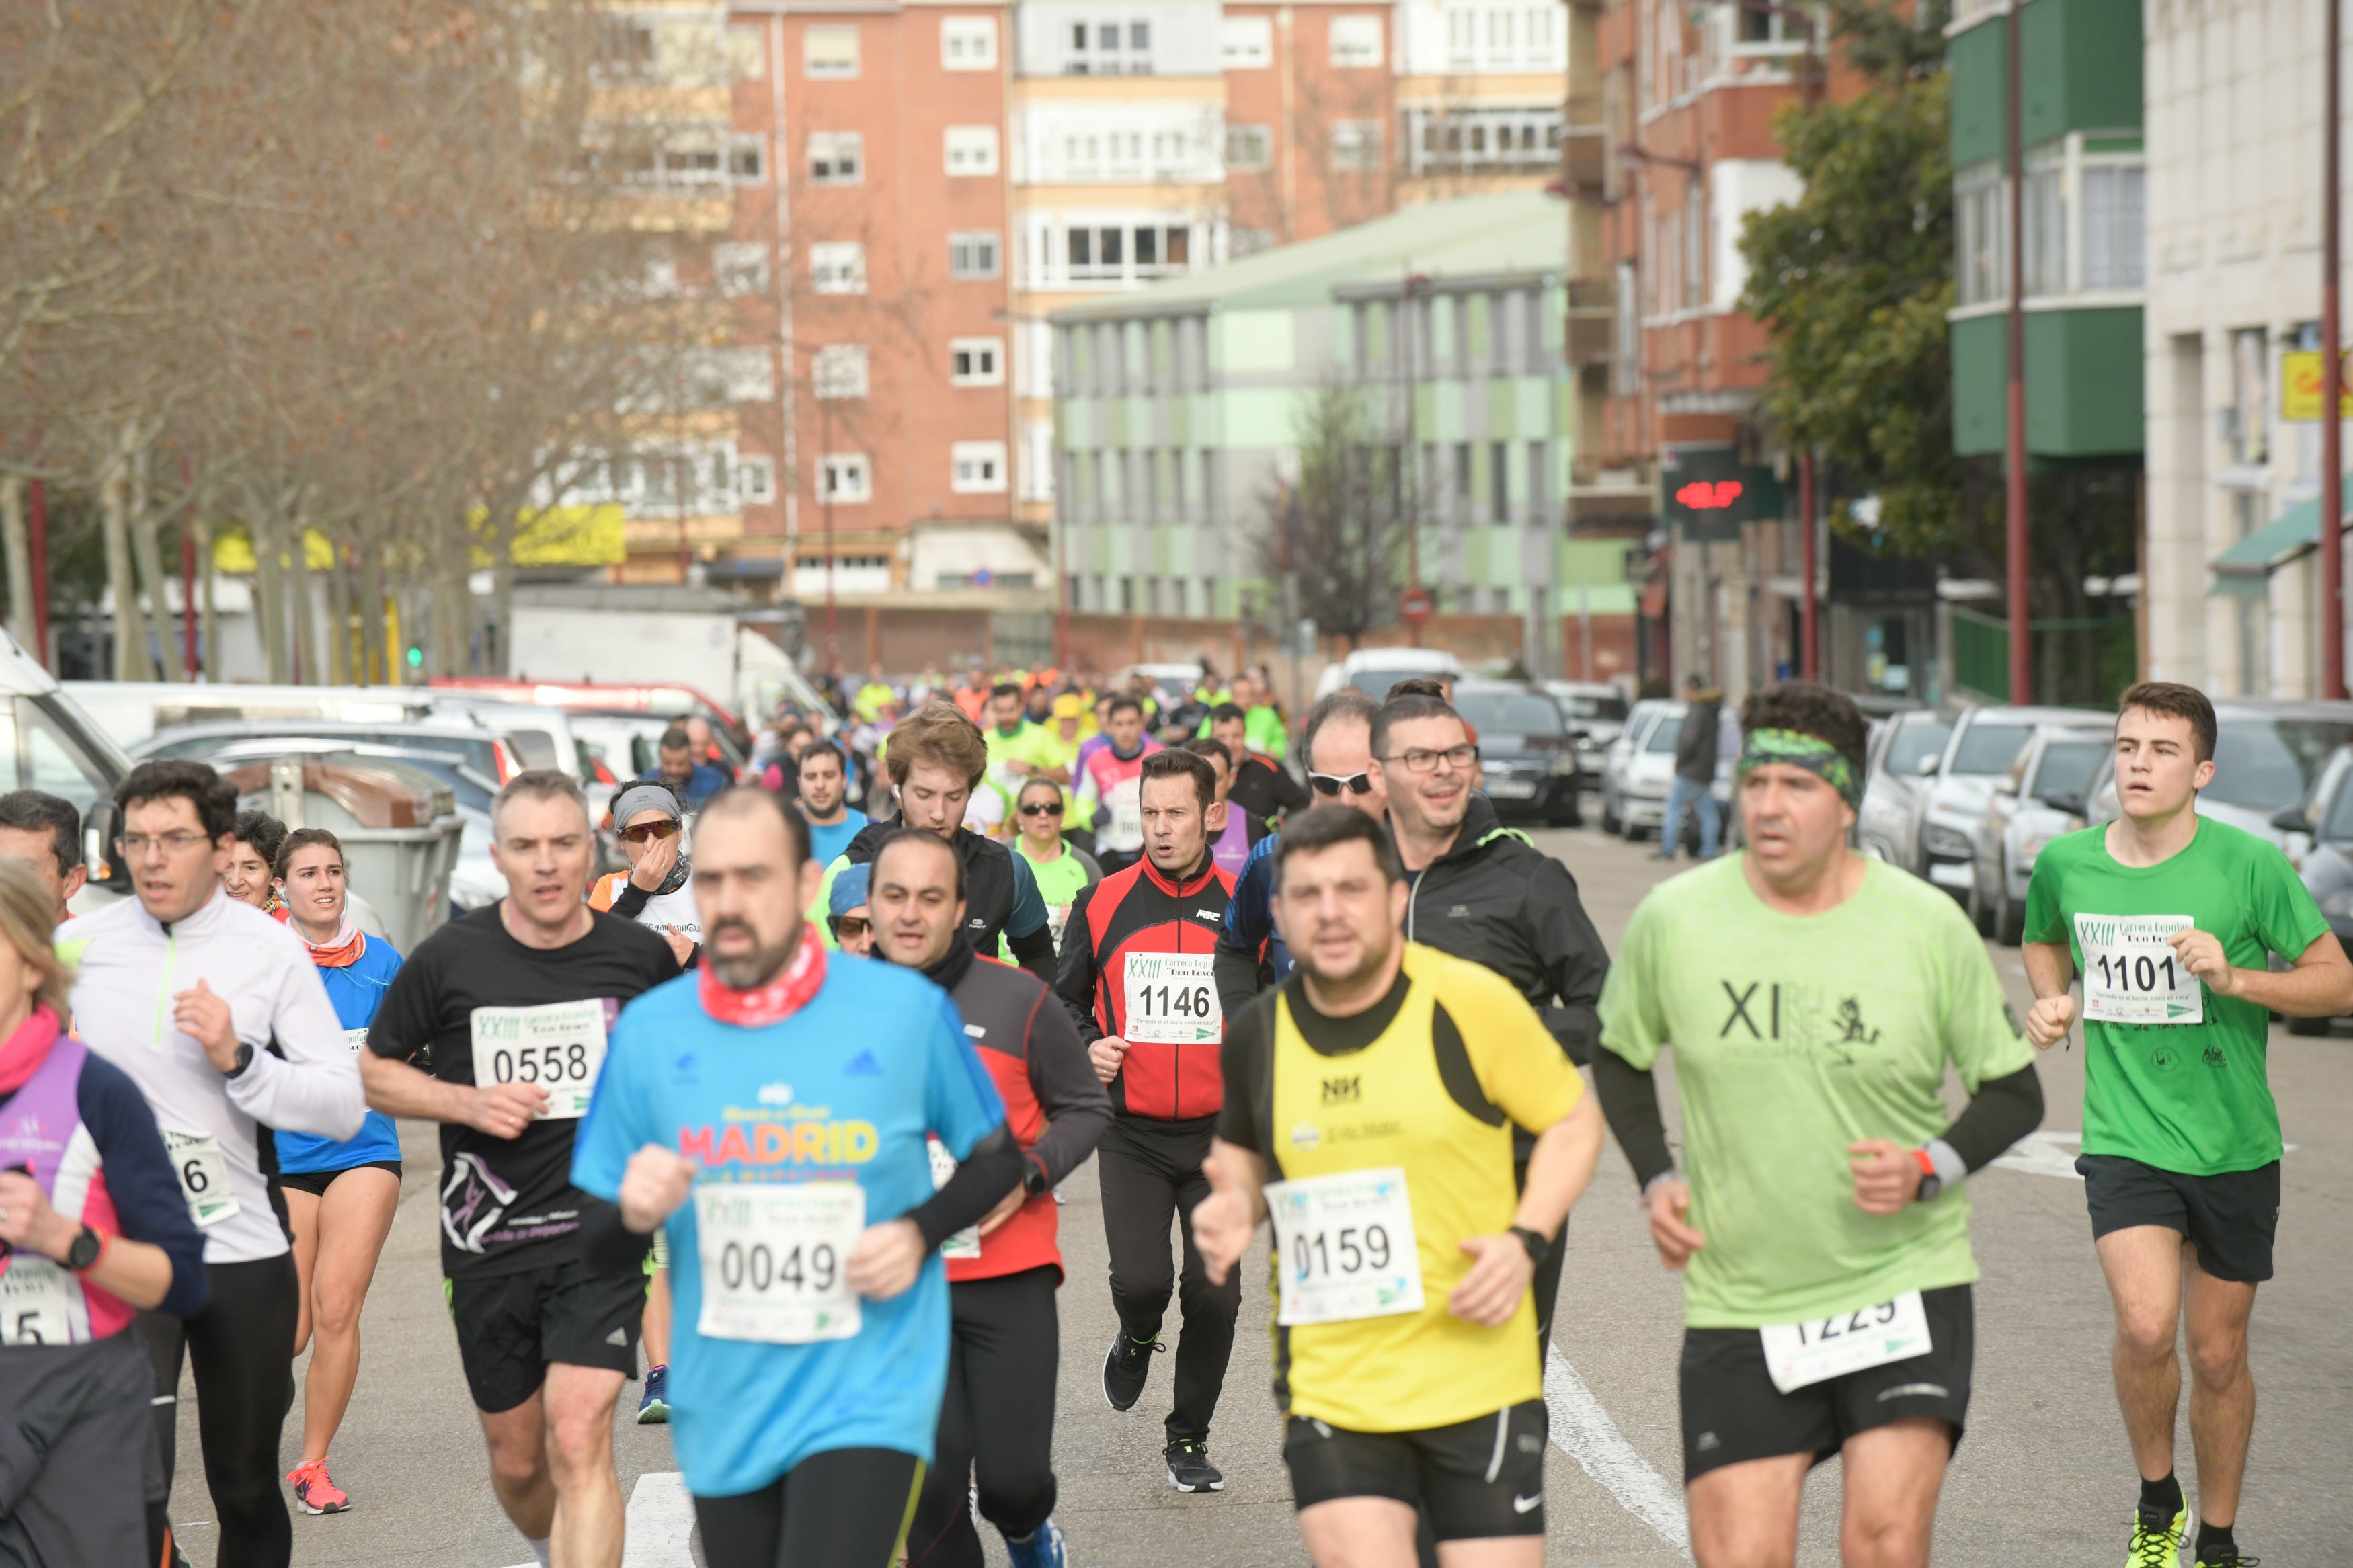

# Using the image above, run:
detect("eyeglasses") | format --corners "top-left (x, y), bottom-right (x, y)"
top-left (1381, 745), bottom-right (1480, 774)
top-left (117, 831), bottom-right (213, 858)
top-left (831, 915), bottom-right (871, 939)
top-left (1019, 801), bottom-right (1064, 817)
top-left (620, 820), bottom-right (682, 844)
top-left (1308, 771), bottom-right (1375, 796)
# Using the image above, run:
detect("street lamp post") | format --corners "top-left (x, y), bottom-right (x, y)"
top-left (2003, 0), bottom-right (2032, 702)
top-left (2325, 0), bottom-right (2346, 697)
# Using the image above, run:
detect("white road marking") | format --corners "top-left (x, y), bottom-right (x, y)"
top-left (1994, 1128), bottom-right (2299, 1183)
top-left (499, 1471), bottom-right (696, 1568)
top-left (1544, 1345), bottom-right (1692, 1558)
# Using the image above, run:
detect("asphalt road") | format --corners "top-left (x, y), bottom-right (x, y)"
top-left (163, 823), bottom-right (2353, 1567)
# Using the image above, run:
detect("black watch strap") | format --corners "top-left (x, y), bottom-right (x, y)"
top-left (1021, 1160), bottom-right (1051, 1198)
top-left (225, 1042), bottom-right (255, 1079)
top-left (64, 1225), bottom-right (102, 1272)
top-left (1508, 1225), bottom-right (1552, 1266)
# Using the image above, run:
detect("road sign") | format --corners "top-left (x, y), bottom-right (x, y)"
top-left (1400, 587), bottom-right (1435, 626)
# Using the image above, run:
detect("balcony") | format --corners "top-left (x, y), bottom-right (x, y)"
top-left (1565, 277), bottom-right (1615, 366)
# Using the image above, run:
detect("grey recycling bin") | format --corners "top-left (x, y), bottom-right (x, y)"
top-left (223, 757), bottom-right (466, 952)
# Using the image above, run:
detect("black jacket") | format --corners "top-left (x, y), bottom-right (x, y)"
top-left (1675, 695), bottom-right (1721, 782)
top-left (1228, 753), bottom-right (1309, 823)
top-left (841, 816), bottom-right (1056, 985)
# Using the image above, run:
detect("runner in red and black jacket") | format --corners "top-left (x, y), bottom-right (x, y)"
top-left (871, 828), bottom-right (1111, 1568)
top-left (1053, 748), bottom-right (1242, 1493)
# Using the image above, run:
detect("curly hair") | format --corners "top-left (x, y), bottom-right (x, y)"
top-left (115, 759), bottom-right (239, 843)
top-left (1737, 682), bottom-right (1869, 781)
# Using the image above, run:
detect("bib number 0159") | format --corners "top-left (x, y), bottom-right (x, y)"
top-left (1265, 1166), bottom-right (1423, 1327)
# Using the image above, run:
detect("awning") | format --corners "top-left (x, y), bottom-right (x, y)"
top-left (2208, 478), bottom-right (2353, 599)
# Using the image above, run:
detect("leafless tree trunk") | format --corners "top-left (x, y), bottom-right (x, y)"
top-left (250, 500), bottom-right (288, 684)
top-left (0, 478), bottom-right (30, 652)
top-left (196, 518), bottom-right (218, 680)
top-left (286, 506), bottom-right (319, 684)
top-left (324, 534), bottom-right (350, 686)
top-left (358, 538), bottom-right (387, 685)
top-left (101, 429), bottom-right (155, 681)
top-left (128, 450), bottom-right (184, 681)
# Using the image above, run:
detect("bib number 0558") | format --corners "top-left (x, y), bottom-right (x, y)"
top-left (470, 999), bottom-right (612, 1119)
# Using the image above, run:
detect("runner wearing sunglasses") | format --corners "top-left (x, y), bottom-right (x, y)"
top-left (827, 862), bottom-right (877, 956)
top-left (1014, 778), bottom-right (1102, 953)
top-left (591, 784), bottom-right (701, 969)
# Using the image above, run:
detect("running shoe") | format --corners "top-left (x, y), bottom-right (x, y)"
top-left (1101, 1333), bottom-right (1162, 1411)
top-left (286, 1458), bottom-right (349, 1515)
top-left (1164, 1439), bottom-right (1224, 1493)
top-left (1003, 1517), bottom-right (1068, 1568)
top-left (2194, 1556), bottom-right (2258, 1568)
top-left (636, 1364), bottom-right (671, 1426)
top-left (2129, 1503), bottom-right (2186, 1568)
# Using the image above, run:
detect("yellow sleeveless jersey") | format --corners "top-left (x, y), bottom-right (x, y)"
top-left (1221, 941), bottom-right (1583, 1432)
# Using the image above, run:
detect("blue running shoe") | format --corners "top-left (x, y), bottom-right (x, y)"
top-left (636, 1365), bottom-right (670, 1426)
top-left (1004, 1518), bottom-right (1068, 1568)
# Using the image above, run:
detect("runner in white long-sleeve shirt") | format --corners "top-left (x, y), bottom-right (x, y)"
top-left (68, 758), bottom-right (364, 1568)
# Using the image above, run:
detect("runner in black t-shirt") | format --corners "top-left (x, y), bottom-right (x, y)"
top-left (360, 770), bottom-right (678, 1568)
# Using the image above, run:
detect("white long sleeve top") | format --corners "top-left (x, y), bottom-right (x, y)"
top-left (67, 889), bottom-right (366, 1264)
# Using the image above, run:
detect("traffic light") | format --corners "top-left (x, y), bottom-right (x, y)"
top-left (405, 645), bottom-right (424, 669)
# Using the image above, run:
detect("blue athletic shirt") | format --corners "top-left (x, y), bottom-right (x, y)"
top-left (807, 809), bottom-right (869, 871)
top-left (275, 935), bottom-right (405, 1174)
top-left (571, 953), bottom-right (1006, 1497)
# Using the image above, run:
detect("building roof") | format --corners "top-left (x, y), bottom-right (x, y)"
top-left (1051, 190), bottom-right (1568, 323)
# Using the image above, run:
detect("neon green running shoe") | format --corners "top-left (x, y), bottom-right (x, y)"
top-left (2129, 1505), bottom-right (2186, 1568)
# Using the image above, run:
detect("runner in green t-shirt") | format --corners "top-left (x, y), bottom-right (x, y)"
top-left (1595, 682), bottom-right (2042, 1568)
top-left (2020, 682), bottom-right (2353, 1568)
top-left (1012, 776), bottom-right (1101, 950)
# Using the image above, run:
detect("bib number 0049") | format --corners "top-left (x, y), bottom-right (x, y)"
top-left (694, 1182), bottom-right (866, 1344)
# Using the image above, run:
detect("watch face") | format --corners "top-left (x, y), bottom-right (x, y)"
top-left (65, 1227), bottom-right (99, 1269)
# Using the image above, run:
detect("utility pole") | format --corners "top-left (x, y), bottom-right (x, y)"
top-left (2325, 0), bottom-right (2346, 697)
top-left (1401, 272), bottom-right (1429, 647)
top-left (1796, 5), bottom-right (1821, 683)
top-left (2003, 0), bottom-right (2033, 702)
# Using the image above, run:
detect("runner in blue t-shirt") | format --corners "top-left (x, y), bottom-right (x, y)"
top-left (573, 792), bottom-right (1021, 1567)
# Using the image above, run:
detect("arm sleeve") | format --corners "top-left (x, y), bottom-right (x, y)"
top-left (1938, 1063), bottom-right (2043, 1173)
top-left (1019, 989), bottom-right (1112, 1187)
top-left (80, 1057), bottom-right (210, 1320)
top-left (609, 880), bottom-right (653, 920)
top-left (925, 995), bottom-right (1009, 1157)
top-left (227, 948), bottom-right (366, 1140)
top-left (905, 1125), bottom-right (1023, 1251)
top-left (1055, 884), bottom-right (1106, 1043)
top-left (2019, 845), bottom-right (2067, 946)
top-left (1525, 858), bottom-right (1609, 1067)
top-left (1591, 1048), bottom-right (1677, 1190)
top-left (1595, 897), bottom-right (1667, 1072)
top-left (2252, 845), bottom-right (2333, 960)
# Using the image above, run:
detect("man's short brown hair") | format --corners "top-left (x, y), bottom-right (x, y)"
top-left (884, 701), bottom-right (990, 788)
top-left (2118, 681), bottom-right (2217, 763)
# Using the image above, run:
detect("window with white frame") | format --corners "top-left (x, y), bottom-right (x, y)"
top-left (727, 22), bottom-right (765, 79)
top-left (941, 15), bottom-right (997, 69)
top-left (1953, 138), bottom-right (2144, 306)
top-left (813, 344), bottom-right (869, 399)
top-left (949, 230), bottom-right (1001, 278)
top-left (2081, 158), bottom-right (2145, 291)
top-left (736, 454), bottom-right (777, 504)
top-left (820, 452), bottom-right (871, 502)
top-left (598, 17), bottom-right (660, 82)
top-left (2023, 153), bottom-right (2065, 297)
top-left (1330, 120), bottom-right (1382, 171)
top-left (1681, 179), bottom-right (1705, 307)
top-left (1221, 15), bottom-right (1272, 66)
top-left (729, 136), bottom-right (766, 182)
top-left (1447, 8), bottom-right (1477, 67)
top-left (949, 337), bottom-right (1004, 385)
top-left (1066, 18), bottom-right (1153, 74)
top-left (809, 132), bottom-right (863, 185)
top-left (1065, 223), bottom-right (1193, 280)
top-left (811, 241), bottom-right (865, 294)
top-left (945, 125), bottom-right (1000, 176)
top-left (951, 440), bottom-right (1008, 493)
top-left (1405, 106), bottom-right (1562, 174)
top-left (1225, 124), bottom-right (1273, 171)
top-left (1329, 14), bottom-right (1384, 65)
top-left (1735, 2), bottom-right (1815, 48)
top-left (805, 25), bottom-right (859, 77)
top-left (1954, 163), bottom-right (2005, 307)
top-left (713, 241), bottom-right (768, 296)
top-left (1021, 420), bottom-right (1055, 501)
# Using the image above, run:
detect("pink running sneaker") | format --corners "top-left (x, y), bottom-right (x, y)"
top-left (287, 1458), bottom-right (350, 1514)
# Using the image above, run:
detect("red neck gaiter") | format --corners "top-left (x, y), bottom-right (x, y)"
top-left (697, 925), bottom-right (828, 1028)
top-left (0, 1005), bottom-right (63, 1096)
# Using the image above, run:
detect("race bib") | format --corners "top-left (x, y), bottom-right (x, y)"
top-left (1105, 780), bottom-right (1143, 845)
top-left (2075, 914), bottom-right (2203, 1024)
top-left (0, 1257), bottom-right (74, 1346)
top-left (694, 1182), bottom-right (865, 1344)
top-left (163, 1128), bottom-right (241, 1228)
top-left (1123, 953), bottom-right (1221, 1044)
top-left (1265, 1166), bottom-right (1423, 1327)
top-left (1759, 1290), bottom-right (1932, 1393)
top-left (928, 1137), bottom-right (981, 1261)
top-left (344, 1028), bottom-right (371, 1056)
top-left (471, 999), bottom-right (610, 1119)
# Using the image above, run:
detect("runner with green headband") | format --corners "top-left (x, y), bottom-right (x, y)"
top-left (1594, 682), bottom-right (2044, 1568)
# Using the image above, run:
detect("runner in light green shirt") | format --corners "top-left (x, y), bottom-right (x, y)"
top-left (1010, 776), bottom-right (1101, 952)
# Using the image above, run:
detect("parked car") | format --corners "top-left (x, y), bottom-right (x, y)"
top-left (424, 695), bottom-right (593, 784)
top-left (1910, 705), bottom-right (2088, 896)
top-left (2276, 744), bottom-right (2353, 1033)
top-left (1603, 703), bottom-right (1681, 839)
top-left (2087, 700), bottom-right (2353, 854)
top-left (1312, 647), bottom-right (1467, 702)
top-left (1546, 681), bottom-right (1631, 786)
top-left (1450, 679), bottom-right (1583, 826)
top-left (1967, 723), bottom-right (2110, 944)
top-left (1856, 708), bottom-right (1953, 865)
top-left (1597, 700), bottom-right (1668, 836)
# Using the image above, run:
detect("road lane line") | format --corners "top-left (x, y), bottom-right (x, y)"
top-left (500, 1471), bottom-right (696, 1568)
top-left (1544, 1345), bottom-right (1691, 1558)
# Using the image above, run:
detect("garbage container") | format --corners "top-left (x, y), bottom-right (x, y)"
top-left (221, 757), bottom-right (466, 953)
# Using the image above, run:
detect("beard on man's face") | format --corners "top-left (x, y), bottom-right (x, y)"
top-left (707, 915), bottom-right (797, 989)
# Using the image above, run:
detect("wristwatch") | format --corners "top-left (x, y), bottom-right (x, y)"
top-left (224, 1042), bottom-right (254, 1079)
top-left (1507, 1225), bottom-right (1552, 1266)
top-left (63, 1224), bottom-right (105, 1273)
top-left (1021, 1161), bottom-right (1051, 1198)
top-left (1911, 1147), bottom-right (1942, 1204)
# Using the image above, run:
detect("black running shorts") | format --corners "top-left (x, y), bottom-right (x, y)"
top-left (2077, 1155), bottom-right (2280, 1284)
top-left (1282, 1399), bottom-right (1548, 1540)
top-left (444, 1257), bottom-right (645, 1413)
top-left (1678, 1283), bottom-right (1972, 1482)
top-left (274, 1159), bottom-right (402, 1198)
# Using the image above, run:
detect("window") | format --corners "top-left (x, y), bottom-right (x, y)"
top-left (1221, 16), bottom-right (1272, 65)
top-left (819, 453), bottom-right (871, 502)
top-left (1331, 120), bottom-right (1382, 171)
top-left (945, 125), bottom-right (1000, 176)
top-left (811, 242), bottom-right (865, 294)
top-left (729, 136), bottom-right (766, 182)
top-left (949, 231), bottom-right (1001, 278)
top-left (1613, 259), bottom-right (1639, 393)
top-left (727, 22), bottom-right (765, 79)
top-left (1954, 163), bottom-right (2005, 307)
top-left (1021, 420), bottom-right (1055, 501)
top-left (1447, 8), bottom-right (1477, 67)
top-left (1406, 106), bottom-right (1563, 175)
top-left (1329, 13), bottom-right (1383, 65)
top-left (1682, 179), bottom-right (1705, 306)
top-left (2082, 162), bottom-right (2146, 291)
top-left (952, 440), bottom-right (1008, 493)
top-left (1065, 224), bottom-right (1190, 280)
top-left (713, 241), bottom-right (768, 296)
top-left (809, 132), bottom-right (863, 185)
top-left (1526, 439), bottom-right (1550, 513)
top-left (1224, 124), bottom-right (1273, 171)
top-left (941, 15), bottom-right (997, 69)
top-left (949, 336), bottom-right (1004, 385)
top-left (813, 344), bottom-right (868, 399)
top-left (1490, 442), bottom-right (1509, 522)
top-left (599, 17), bottom-right (659, 82)
top-left (805, 25), bottom-right (859, 77)
top-left (736, 454), bottom-right (776, 505)
top-left (2024, 156), bottom-right (2065, 296)
top-left (1067, 17), bottom-right (1152, 74)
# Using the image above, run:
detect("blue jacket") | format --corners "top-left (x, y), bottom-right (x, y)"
top-left (636, 764), bottom-right (729, 809)
top-left (275, 935), bottom-right (405, 1175)
top-left (1212, 830), bottom-right (1289, 1023)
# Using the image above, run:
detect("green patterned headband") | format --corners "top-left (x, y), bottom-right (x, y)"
top-left (1737, 727), bottom-right (1860, 810)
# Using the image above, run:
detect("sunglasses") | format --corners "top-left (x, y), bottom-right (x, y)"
top-left (1308, 771), bottom-right (1375, 796)
top-left (620, 820), bottom-right (682, 844)
top-left (1019, 801), bottom-right (1064, 817)
top-left (832, 915), bottom-right (871, 939)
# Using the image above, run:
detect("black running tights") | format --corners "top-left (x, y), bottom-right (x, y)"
top-left (137, 1252), bottom-right (301, 1568)
top-left (905, 1267), bottom-right (1061, 1567)
top-left (693, 1448), bottom-right (924, 1568)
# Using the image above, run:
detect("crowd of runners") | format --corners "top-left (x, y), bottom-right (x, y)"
top-left (0, 667), bottom-right (2326, 1568)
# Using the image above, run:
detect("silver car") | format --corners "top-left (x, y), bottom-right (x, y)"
top-left (1603, 702), bottom-right (1683, 839)
top-left (1910, 705), bottom-right (2089, 897)
top-left (1546, 681), bottom-right (1630, 786)
top-left (1967, 724), bottom-right (2109, 944)
top-left (1856, 709), bottom-right (1952, 865)
top-left (1599, 700), bottom-right (1669, 836)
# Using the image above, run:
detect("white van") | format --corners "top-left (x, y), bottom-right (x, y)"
top-left (1311, 647), bottom-right (1468, 702)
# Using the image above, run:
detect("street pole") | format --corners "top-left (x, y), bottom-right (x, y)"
top-left (180, 456), bottom-right (198, 679)
top-left (2325, 0), bottom-right (2346, 698)
top-left (26, 479), bottom-right (47, 669)
top-left (2003, 0), bottom-right (2032, 703)
top-left (1402, 272), bottom-right (1427, 647)
top-left (1799, 449), bottom-right (1819, 680)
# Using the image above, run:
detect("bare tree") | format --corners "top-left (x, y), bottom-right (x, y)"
top-left (1248, 380), bottom-right (1405, 650)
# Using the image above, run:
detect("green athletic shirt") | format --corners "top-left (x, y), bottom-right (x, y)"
top-left (1598, 854), bottom-right (2033, 1329)
top-left (2020, 815), bottom-right (2326, 1175)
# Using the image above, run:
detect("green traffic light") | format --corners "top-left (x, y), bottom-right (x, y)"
top-left (405, 646), bottom-right (424, 668)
